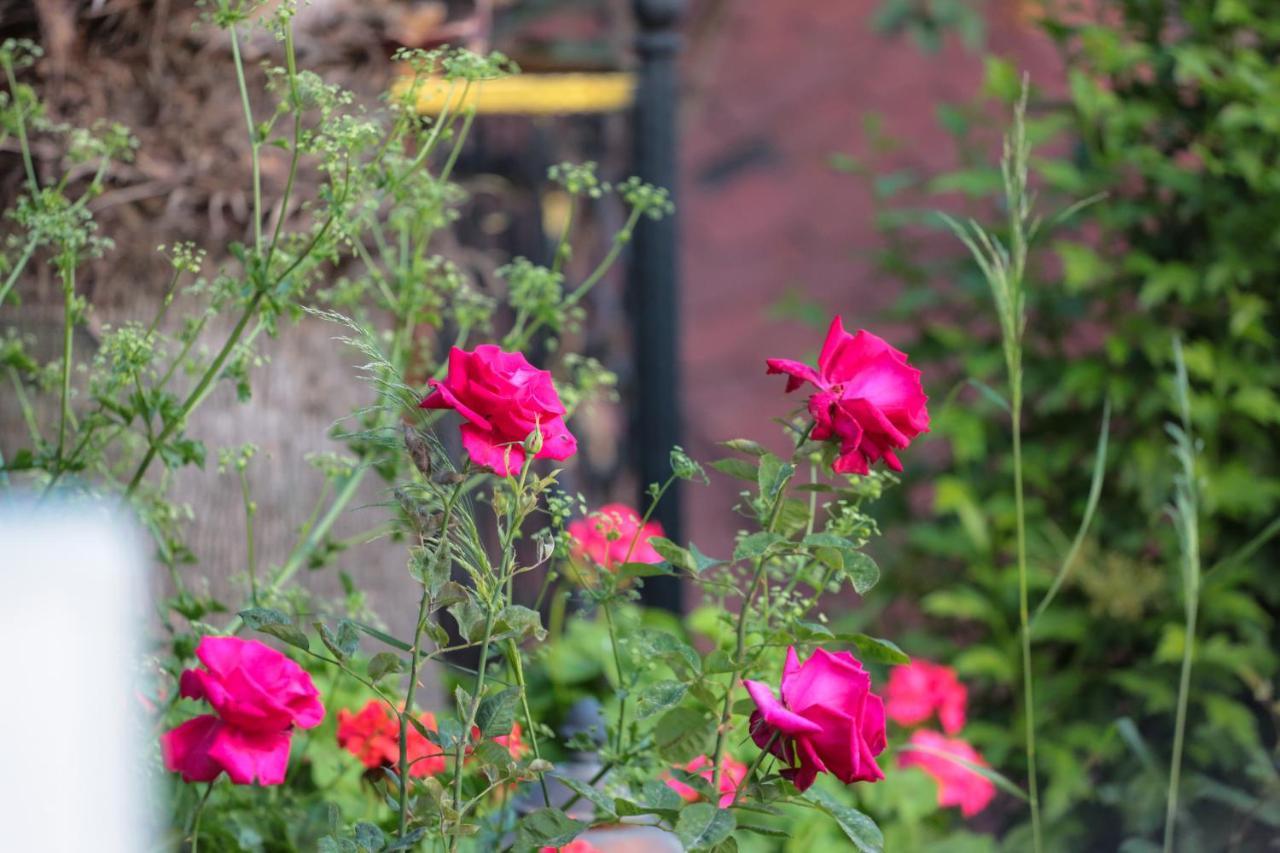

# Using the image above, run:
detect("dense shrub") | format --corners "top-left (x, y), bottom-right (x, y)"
top-left (856, 1), bottom-right (1280, 847)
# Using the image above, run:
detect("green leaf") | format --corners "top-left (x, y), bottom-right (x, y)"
top-left (734, 531), bottom-right (784, 561)
top-left (349, 620), bottom-right (414, 652)
top-left (650, 536), bottom-right (694, 571)
top-left (675, 803), bottom-right (736, 850)
top-left (634, 629), bottom-right (701, 676)
top-left (635, 680), bottom-right (688, 717)
top-left (493, 605), bottom-right (546, 642)
top-left (654, 707), bottom-right (714, 762)
top-left (617, 560), bottom-right (676, 579)
top-left (757, 454), bottom-right (794, 502)
top-left (475, 686), bottom-right (520, 737)
top-left (720, 438), bottom-right (769, 456)
top-left (841, 633), bottom-right (909, 665)
top-left (354, 822), bottom-right (386, 852)
top-left (515, 808), bottom-right (587, 849)
top-left (710, 457), bottom-right (758, 482)
top-left (551, 774), bottom-right (617, 819)
top-left (239, 607), bottom-right (309, 651)
top-left (803, 788), bottom-right (883, 852)
top-left (368, 652), bottom-right (405, 682)
top-left (802, 532), bottom-right (853, 550)
top-left (317, 619), bottom-right (360, 660)
top-left (689, 542), bottom-right (725, 573)
top-left (842, 552), bottom-right (880, 595)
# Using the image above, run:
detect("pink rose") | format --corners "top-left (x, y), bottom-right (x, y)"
top-left (766, 316), bottom-right (929, 475)
top-left (743, 646), bottom-right (887, 792)
top-left (899, 730), bottom-right (996, 817)
top-left (539, 841), bottom-right (601, 853)
top-left (885, 660), bottom-right (968, 735)
top-left (665, 753), bottom-right (748, 808)
top-left (161, 637), bottom-right (324, 786)
top-left (567, 503), bottom-right (664, 570)
top-left (421, 345), bottom-right (577, 476)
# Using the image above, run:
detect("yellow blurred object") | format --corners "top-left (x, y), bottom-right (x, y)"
top-left (395, 72), bottom-right (636, 116)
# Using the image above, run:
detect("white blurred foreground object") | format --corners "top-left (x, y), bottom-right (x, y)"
top-left (0, 502), bottom-right (153, 851)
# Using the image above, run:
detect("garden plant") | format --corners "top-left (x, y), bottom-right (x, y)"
top-left (2, 1), bottom-right (1270, 851)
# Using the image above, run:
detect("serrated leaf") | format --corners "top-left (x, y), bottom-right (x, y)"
top-left (654, 707), bottom-right (714, 762)
top-left (710, 457), bottom-right (758, 482)
top-left (239, 607), bottom-right (309, 651)
top-left (802, 532), bottom-right (853, 550)
top-left (675, 802), bottom-right (736, 850)
top-left (514, 808), bottom-right (587, 849)
top-left (635, 680), bottom-right (688, 717)
top-left (475, 686), bottom-right (520, 737)
top-left (720, 438), bottom-right (769, 456)
top-left (803, 789), bottom-right (883, 852)
top-left (842, 551), bottom-right (880, 594)
top-left (734, 531), bottom-right (784, 561)
top-left (552, 773), bottom-right (616, 818)
top-left (841, 633), bottom-right (909, 665)
top-left (493, 605), bottom-right (545, 642)
top-left (368, 652), bottom-right (404, 681)
top-left (354, 822), bottom-right (385, 851)
top-left (634, 629), bottom-right (701, 676)
top-left (616, 560), bottom-right (676, 579)
top-left (650, 536), bottom-right (694, 571)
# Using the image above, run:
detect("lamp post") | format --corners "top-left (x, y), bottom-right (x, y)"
top-left (630, 0), bottom-right (684, 613)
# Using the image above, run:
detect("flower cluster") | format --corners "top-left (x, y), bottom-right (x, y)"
top-left (567, 502), bottom-right (664, 571)
top-left (887, 660), bottom-right (995, 817)
top-left (161, 637), bottom-right (324, 786)
top-left (335, 700), bottom-right (446, 777)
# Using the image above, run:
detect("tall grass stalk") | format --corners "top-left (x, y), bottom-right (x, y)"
top-left (942, 79), bottom-right (1042, 851)
top-left (1163, 338), bottom-right (1201, 852)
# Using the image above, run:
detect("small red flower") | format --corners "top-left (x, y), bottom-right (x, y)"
top-left (567, 503), bottom-right (664, 571)
top-left (885, 660), bottom-right (968, 735)
top-left (336, 700), bottom-right (445, 778)
top-left (767, 316), bottom-right (929, 475)
top-left (899, 730), bottom-right (996, 817)
top-left (665, 753), bottom-right (748, 808)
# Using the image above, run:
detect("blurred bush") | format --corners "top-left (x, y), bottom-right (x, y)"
top-left (848, 0), bottom-right (1280, 847)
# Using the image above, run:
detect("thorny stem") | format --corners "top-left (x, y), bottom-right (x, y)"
top-left (399, 479), bottom-right (466, 840)
top-left (709, 434), bottom-right (803, 795)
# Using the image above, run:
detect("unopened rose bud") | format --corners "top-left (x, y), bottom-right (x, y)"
top-left (522, 425), bottom-right (544, 456)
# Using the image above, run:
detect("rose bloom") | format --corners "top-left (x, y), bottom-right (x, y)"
top-left (885, 660), bottom-right (968, 735)
top-left (766, 316), bottom-right (929, 475)
top-left (161, 637), bottom-right (324, 786)
top-left (743, 646), bottom-right (886, 792)
top-left (336, 700), bottom-right (445, 777)
top-left (899, 730), bottom-right (996, 817)
top-left (665, 753), bottom-right (748, 808)
top-left (567, 503), bottom-right (664, 571)
top-left (421, 344), bottom-right (577, 476)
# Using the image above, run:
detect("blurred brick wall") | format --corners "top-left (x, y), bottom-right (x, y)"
top-left (677, 2), bottom-right (1063, 557)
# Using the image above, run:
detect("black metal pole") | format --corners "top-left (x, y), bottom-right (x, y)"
top-left (630, 0), bottom-right (684, 613)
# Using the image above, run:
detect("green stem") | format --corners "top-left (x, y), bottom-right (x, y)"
top-left (229, 25), bottom-right (262, 252)
top-left (124, 291), bottom-right (264, 496)
top-left (731, 729), bottom-right (779, 806)
top-left (189, 782), bottom-right (214, 853)
top-left (265, 26), bottom-right (302, 270)
top-left (450, 609), bottom-right (497, 852)
top-left (0, 237), bottom-right (36, 309)
top-left (1163, 598), bottom-right (1197, 853)
top-left (1012, 390), bottom-right (1043, 852)
top-left (400, 480), bottom-right (466, 839)
top-left (55, 258), bottom-right (76, 469)
top-left (3, 57), bottom-right (39, 192)
top-left (506, 640), bottom-right (551, 806)
top-left (239, 466), bottom-right (258, 605)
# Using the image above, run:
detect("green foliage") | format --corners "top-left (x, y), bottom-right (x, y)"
top-left (854, 0), bottom-right (1280, 848)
